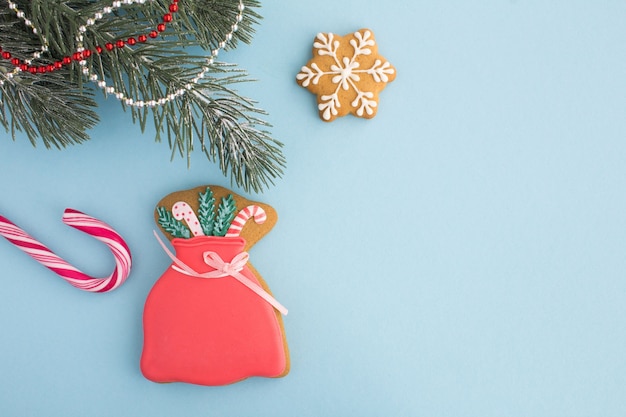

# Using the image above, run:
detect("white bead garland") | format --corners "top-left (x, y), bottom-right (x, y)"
top-left (1, 0), bottom-right (245, 108)
top-left (77, 1), bottom-right (244, 108)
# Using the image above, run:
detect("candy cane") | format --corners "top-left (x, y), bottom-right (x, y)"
top-left (171, 201), bottom-right (205, 237)
top-left (0, 208), bottom-right (132, 293)
top-left (225, 205), bottom-right (267, 237)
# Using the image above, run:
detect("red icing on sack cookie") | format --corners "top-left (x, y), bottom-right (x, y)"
top-left (141, 185), bottom-right (289, 385)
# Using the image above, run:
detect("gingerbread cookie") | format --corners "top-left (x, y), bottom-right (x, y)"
top-left (296, 28), bottom-right (396, 121)
top-left (141, 185), bottom-right (289, 386)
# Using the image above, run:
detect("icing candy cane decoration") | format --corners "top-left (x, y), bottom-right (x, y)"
top-left (0, 209), bottom-right (132, 293)
top-left (172, 201), bottom-right (205, 237)
top-left (225, 205), bottom-right (267, 237)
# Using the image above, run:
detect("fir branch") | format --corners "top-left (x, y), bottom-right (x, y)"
top-left (181, 0), bottom-right (263, 48)
top-left (156, 206), bottom-right (191, 238)
top-left (212, 194), bottom-right (236, 236)
top-left (198, 186), bottom-right (216, 236)
top-left (0, 0), bottom-right (284, 192)
top-left (0, 72), bottom-right (99, 148)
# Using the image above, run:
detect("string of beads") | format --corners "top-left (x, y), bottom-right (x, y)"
top-left (0, 0), bottom-right (244, 109)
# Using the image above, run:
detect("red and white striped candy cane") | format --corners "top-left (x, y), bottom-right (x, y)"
top-left (0, 208), bottom-right (132, 293)
top-left (225, 205), bottom-right (267, 237)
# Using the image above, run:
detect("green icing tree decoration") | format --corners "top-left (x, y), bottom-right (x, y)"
top-left (156, 206), bottom-right (191, 239)
top-left (157, 187), bottom-right (238, 238)
top-left (212, 194), bottom-right (236, 236)
top-left (198, 187), bottom-right (216, 236)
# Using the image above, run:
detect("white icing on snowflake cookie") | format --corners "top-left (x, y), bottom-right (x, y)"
top-left (297, 29), bottom-right (396, 122)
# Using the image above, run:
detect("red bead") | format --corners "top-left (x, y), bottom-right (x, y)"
top-left (20, 64), bottom-right (28, 71)
top-left (62, 56), bottom-right (72, 65)
top-left (116, 40), bottom-right (124, 48)
top-left (157, 23), bottom-right (166, 32)
top-left (28, 67), bottom-right (37, 74)
top-left (169, 3), bottom-right (178, 12)
top-left (149, 30), bottom-right (158, 38)
top-left (96, 45), bottom-right (103, 54)
top-left (83, 49), bottom-right (92, 58)
top-left (47, 64), bottom-right (55, 72)
top-left (127, 37), bottom-right (137, 46)
top-left (11, 58), bottom-right (20, 66)
top-left (138, 34), bottom-right (147, 42)
top-left (2, 51), bottom-right (11, 59)
top-left (105, 42), bottom-right (114, 51)
top-left (54, 61), bottom-right (63, 69)
top-left (163, 13), bottom-right (172, 23)
top-left (72, 52), bottom-right (83, 61)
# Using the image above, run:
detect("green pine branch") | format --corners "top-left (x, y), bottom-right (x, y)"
top-left (156, 206), bottom-right (191, 239)
top-left (198, 186), bottom-right (216, 236)
top-left (0, 0), bottom-right (284, 192)
top-left (212, 194), bottom-right (236, 236)
top-left (0, 71), bottom-right (99, 148)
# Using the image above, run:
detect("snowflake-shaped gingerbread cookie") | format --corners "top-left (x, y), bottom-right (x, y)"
top-left (296, 29), bottom-right (396, 122)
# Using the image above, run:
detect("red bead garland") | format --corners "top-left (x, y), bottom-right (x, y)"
top-left (0, 0), bottom-right (180, 75)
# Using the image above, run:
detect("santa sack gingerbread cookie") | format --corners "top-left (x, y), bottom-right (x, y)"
top-left (141, 185), bottom-right (289, 386)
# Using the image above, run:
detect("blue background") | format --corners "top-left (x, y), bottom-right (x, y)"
top-left (1, 1), bottom-right (626, 416)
